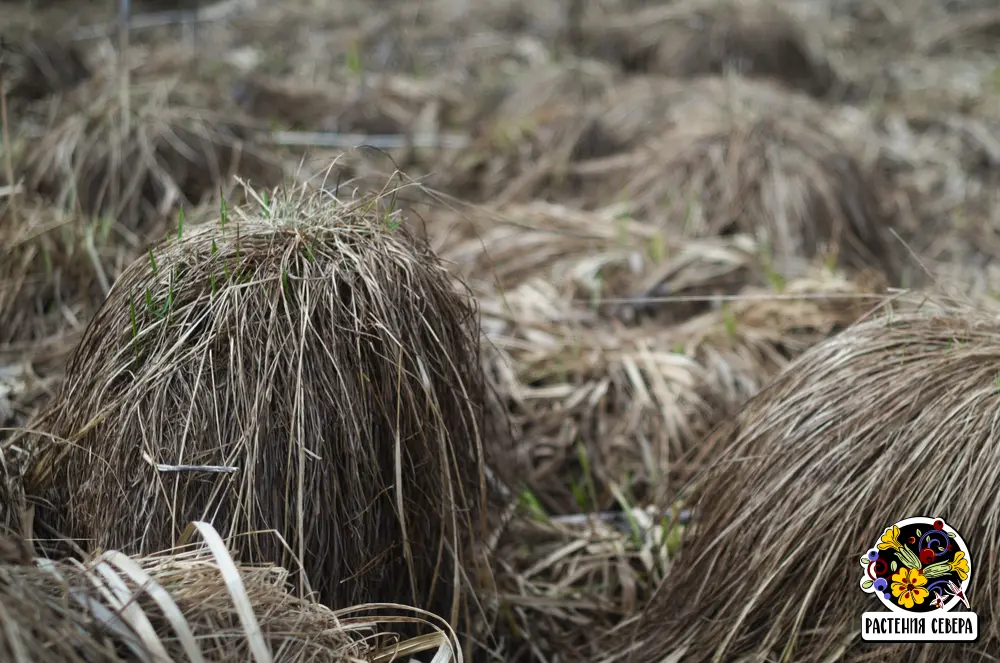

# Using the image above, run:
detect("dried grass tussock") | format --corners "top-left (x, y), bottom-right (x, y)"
top-left (622, 311), bottom-right (1000, 663)
top-left (0, 523), bottom-right (462, 663)
top-left (442, 76), bottom-right (904, 284)
top-left (441, 61), bottom-right (622, 204)
top-left (22, 75), bottom-right (283, 234)
top-left (582, 0), bottom-right (839, 97)
top-left (20, 184), bottom-right (507, 629)
top-left (0, 29), bottom-right (90, 103)
top-left (231, 71), bottom-right (456, 136)
top-left (614, 77), bottom-right (903, 284)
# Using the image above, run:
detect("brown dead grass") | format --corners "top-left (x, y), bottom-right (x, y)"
top-left (0, 29), bottom-right (90, 104)
top-left (441, 75), bottom-right (903, 285)
top-left (1, 2), bottom-right (996, 663)
top-left (0, 200), bottom-right (127, 345)
top-left (22, 73), bottom-right (283, 235)
top-left (476, 251), bottom-right (882, 514)
top-left (616, 308), bottom-right (1000, 663)
top-left (0, 198), bottom-right (135, 442)
top-left (609, 77), bottom-right (904, 284)
top-left (916, 8), bottom-right (1000, 55)
top-left (581, 0), bottom-right (840, 98)
top-left (439, 60), bottom-right (621, 204)
top-left (488, 506), bottom-right (675, 663)
top-left (423, 200), bottom-right (887, 513)
top-left (17, 184), bottom-right (509, 639)
top-left (0, 523), bottom-right (462, 663)
top-left (229, 0), bottom-right (556, 82)
top-left (231, 71), bottom-right (459, 137)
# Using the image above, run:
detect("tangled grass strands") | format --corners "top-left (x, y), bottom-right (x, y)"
top-left (18, 183), bottom-right (509, 638)
top-left (480, 262), bottom-right (879, 513)
top-left (432, 200), bottom-right (789, 328)
top-left (0, 443), bottom-right (31, 543)
top-left (438, 74), bottom-right (904, 286)
top-left (230, 70), bottom-right (455, 137)
top-left (915, 8), bottom-right (1000, 55)
top-left (0, 522), bottom-right (463, 663)
top-left (619, 310), bottom-right (1000, 663)
top-left (22, 75), bottom-right (283, 234)
top-left (486, 505), bottom-right (676, 663)
top-left (434, 200), bottom-right (661, 302)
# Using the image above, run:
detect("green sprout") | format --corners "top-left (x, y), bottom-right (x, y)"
top-left (219, 194), bottom-right (228, 232)
top-left (519, 488), bottom-right (548, 523)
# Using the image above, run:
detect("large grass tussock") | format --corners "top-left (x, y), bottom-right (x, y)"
top-left (21, 185), bottom-right (507, 630)
top-left (621, 311), bottom-right (1000, 662)
top-left (616, 77), bottom-right (903, 283)
top-left (583, 1), bottom-right (840, 98)
top-left (22, 77), bottom-right (282, 234)
top-left (0, 29), bottom-right (90, 103)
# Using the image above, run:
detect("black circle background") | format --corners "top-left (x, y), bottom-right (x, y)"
top-left (873, 520), bottom-right (966, 613)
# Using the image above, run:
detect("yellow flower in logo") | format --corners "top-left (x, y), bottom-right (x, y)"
top-left (878, 525), bottom-right (902, 551)
top-left (950, 552), bottom-right (970, 581)
top-left (891, 567), bottom-right (929, 609)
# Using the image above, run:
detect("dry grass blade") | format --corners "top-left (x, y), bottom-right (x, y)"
top-left (18, 181), bottom-right (508, 640)
top-left (0, 522), bottom-right (460, 662)
top-left (99, 550), bottom-right (207, 663)
top-left (332, 602), bottom-right (462, 663)
top-left (619, 309), bottom-right (1000, 662)
top-left (185, 520), bottom-right (272, 663)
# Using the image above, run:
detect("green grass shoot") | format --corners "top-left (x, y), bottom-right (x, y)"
top-left (519, 487), bottom-right (548, 522)
top-left (722, 303), bottom-right (737, 339)
top-left (219, 193), bottom-right (228, 232)
top-left (345, 43), bottom-right (362, 75)
top-left (576, 439), bottom-right (599, 512)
